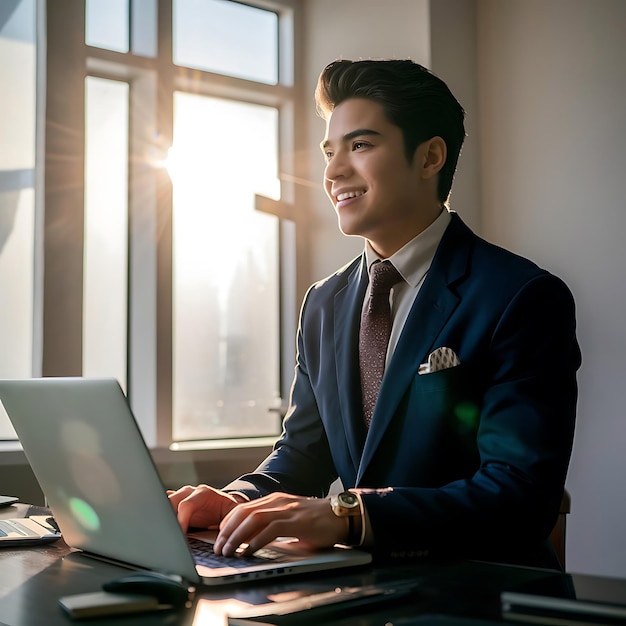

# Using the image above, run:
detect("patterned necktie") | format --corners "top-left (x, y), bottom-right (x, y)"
top-left (359, 260), bottom-right (403, 427)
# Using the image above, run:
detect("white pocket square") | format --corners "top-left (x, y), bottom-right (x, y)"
top-left (418, 347), bottom-right (461, 375)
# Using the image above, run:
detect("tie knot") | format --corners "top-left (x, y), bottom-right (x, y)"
top-left (369, 260), bottom-right (402, 294)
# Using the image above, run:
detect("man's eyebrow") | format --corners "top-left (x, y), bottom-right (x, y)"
top-left (320, 128), bottom-right (382, 150)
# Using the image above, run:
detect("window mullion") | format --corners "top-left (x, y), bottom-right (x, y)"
top-left (42, 0), bottom-right (87, 377)
top-left (155, 0), bottom-right (175, 447)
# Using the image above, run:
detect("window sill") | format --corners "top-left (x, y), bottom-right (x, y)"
top-left (1, 438), bottom-right (274, 482)
top-left (169, 436), bottom-right (277, 452)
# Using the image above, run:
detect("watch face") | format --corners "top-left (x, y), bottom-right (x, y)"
top-left (338, 492), bottom-right (359, 507)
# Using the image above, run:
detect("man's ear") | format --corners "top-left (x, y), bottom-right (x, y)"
top-left (420, 136), bottom-right (447, 180)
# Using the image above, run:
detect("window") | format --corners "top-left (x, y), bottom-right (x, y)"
top-left (1, 0), bottom-right (301, 451)
top-left (85, 0), bottom-right (129, 53)
top-left (83, 77), bottom-right (129, 391)
top-left (0, 0), bottom-right (38, 439)
top-left (170, 93), bottom-right (281, 441)
top-left (173, 0), bottom-right (279, 84)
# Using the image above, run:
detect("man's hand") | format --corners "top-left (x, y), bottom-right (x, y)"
top-left (167, 484), bottom-right (243, 533)
top-left (213, 492), bottom-right (348, 557)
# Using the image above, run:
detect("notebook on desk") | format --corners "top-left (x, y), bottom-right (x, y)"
top-left (0, 377), bottom-right (371, 586)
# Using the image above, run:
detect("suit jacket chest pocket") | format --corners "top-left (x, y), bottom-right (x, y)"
top-left (406, 363), bottom-right (480, 445)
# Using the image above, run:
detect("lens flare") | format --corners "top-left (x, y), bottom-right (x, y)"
top-left (69, 497), bottom-right (100, 532)
top-left (454, 401), bottom-right (479, 433)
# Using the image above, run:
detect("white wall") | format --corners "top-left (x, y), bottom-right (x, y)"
top-left (303, 0), bottom-right (432, 282)
top-left (304, 0), bottom-right (626, 578)
top-left (430, 0), bottom-right (481, 233)
top-left (477, 0), bottom-right (626, 579)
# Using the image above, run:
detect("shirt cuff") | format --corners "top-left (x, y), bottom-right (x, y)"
top-left (224, 490), bottom-right (251, 503)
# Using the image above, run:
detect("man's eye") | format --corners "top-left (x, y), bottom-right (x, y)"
top-left (352, 141), bottom-right (368, 150)
top-left (324, 151), bottom-right (334, 161)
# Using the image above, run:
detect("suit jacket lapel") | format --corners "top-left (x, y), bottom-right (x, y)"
top-left (334, 254), bottom-right (369, 470)
top-left (356, 213), bottom-right (473, 483)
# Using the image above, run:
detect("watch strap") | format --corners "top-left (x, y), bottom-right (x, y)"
top-left (346, 510), bottom-right (363, 546)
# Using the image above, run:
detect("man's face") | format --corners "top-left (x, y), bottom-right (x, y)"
top-left (321, 98), bottom-right (431, 257)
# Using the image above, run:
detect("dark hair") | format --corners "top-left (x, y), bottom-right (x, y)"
top-left (315, 59), bottom-right (466, 204)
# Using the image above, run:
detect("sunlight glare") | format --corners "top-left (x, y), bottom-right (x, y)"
top-left (171, 92), bottom-right (281, 440)
top-left (169, 93), bottom-right (279, 296)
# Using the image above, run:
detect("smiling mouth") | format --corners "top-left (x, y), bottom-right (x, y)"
top-left (336, 190), bottom-right (366, 202)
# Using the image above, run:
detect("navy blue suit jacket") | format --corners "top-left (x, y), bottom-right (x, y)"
top-left (227, 212), bottom-right (581, 567)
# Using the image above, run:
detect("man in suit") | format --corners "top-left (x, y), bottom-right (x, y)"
top-left (169, 59), bottom-right (581, 569)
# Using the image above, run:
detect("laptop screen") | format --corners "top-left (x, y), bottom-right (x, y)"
top-left (0, 378), bottom-right (200, 582)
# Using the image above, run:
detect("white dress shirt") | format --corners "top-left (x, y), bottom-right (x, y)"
top-left (362, 208), bottom-right (452, 367)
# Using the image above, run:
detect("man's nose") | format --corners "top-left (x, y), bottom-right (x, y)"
top-left (324, 151), bottom-right (350, 181)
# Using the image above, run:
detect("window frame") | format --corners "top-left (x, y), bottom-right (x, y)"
top-left (42, 0), bottom-right (303, 460)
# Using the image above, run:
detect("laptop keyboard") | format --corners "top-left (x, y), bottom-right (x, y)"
top-left (0, 520), bottom-right (37, 537)
top-left (188, 537), bottom-right (285, 569)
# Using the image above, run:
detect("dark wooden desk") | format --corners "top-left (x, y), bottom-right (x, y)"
top-left (0, 504), bottom-right (574, 626)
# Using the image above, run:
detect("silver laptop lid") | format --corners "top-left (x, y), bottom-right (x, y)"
top-left (0, 377), bottom-right (200, 583)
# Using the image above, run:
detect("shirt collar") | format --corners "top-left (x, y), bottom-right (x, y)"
top-left (364, 209), bottom-right (452, 288)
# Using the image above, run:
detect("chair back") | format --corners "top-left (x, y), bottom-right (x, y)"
top-left (549, 489), bottom-right (571, 570)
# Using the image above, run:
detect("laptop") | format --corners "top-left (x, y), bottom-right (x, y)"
top-left (0, 514), bottom-right (62, 546)
top-left (0, 490), bottom-right (61, 548)
top-left (0, 377), bottom-right (371, 586)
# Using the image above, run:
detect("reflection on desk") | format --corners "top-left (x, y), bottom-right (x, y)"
top-left (1, 504), bottom-right (625, 626)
